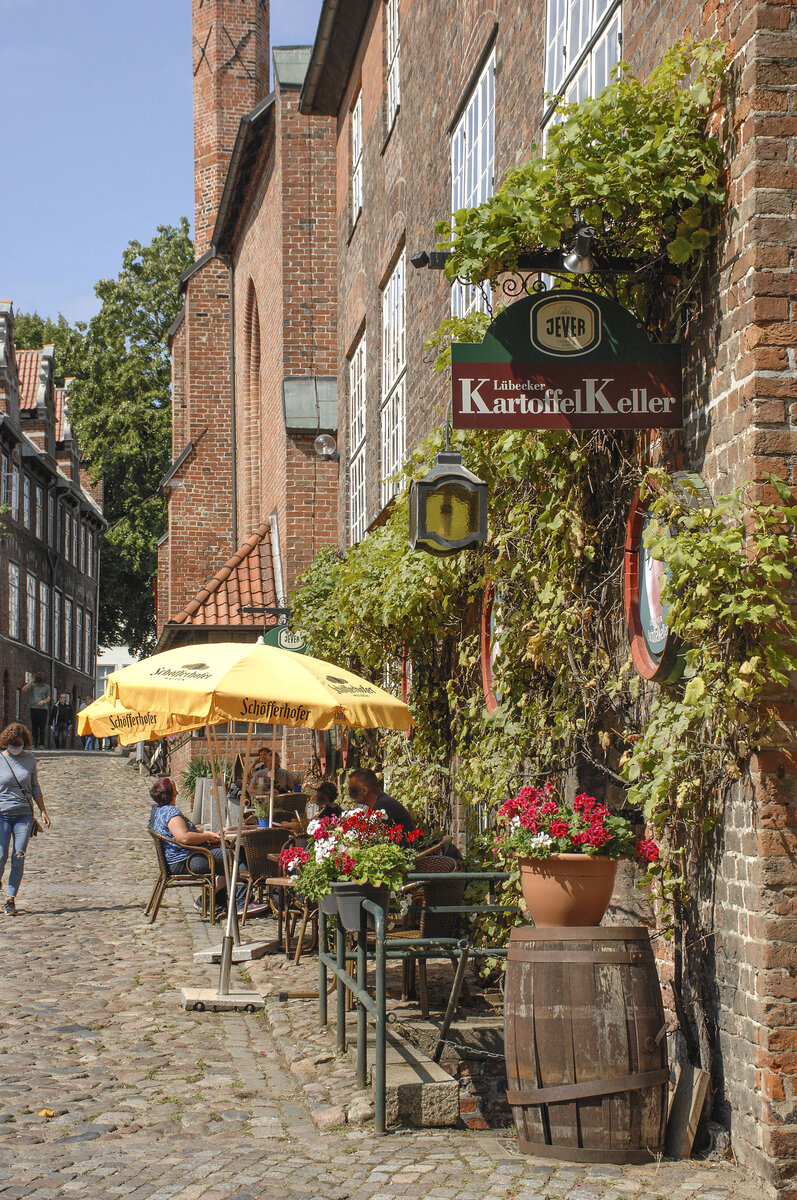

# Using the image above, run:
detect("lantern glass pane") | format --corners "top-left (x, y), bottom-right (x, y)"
top-left (425, 482), bottom-right (479, 543)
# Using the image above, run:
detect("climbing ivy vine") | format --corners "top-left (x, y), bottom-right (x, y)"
top-left (290, 39), bottom-right (797, 929)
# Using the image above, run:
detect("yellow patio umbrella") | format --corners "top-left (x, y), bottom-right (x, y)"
top-left (104, 640), bottom-right (414, 1010)
top-left (104, 641), bottom-right (413, 733)
top-left (77, 696), bottom-right (195, 745)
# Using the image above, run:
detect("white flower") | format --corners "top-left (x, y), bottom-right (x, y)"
top-left (527, 833), bottom-right (554, 851)
top-left (307, 819), bottom-right (321, 836)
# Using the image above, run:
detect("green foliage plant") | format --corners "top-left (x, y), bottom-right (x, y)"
top-left (179, 754), bottom-right (232, 804)
top-left (622, 470), bottom-right (797, 914)
top-left (436, 39), bottom-right (727, 340)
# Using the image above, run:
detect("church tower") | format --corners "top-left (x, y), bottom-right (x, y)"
top-left (192, 0), bottom-right (270, 254)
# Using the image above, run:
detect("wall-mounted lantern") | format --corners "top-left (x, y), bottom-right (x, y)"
top-left (409, 449), bottom-right (488, 556)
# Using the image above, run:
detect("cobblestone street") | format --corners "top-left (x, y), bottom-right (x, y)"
top-left (0, 753), bottom-right (762, 1200)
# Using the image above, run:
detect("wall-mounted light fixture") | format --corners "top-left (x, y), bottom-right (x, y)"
top-left (408, 404), bottom-right (488, 555)
top-left (313, 433), bottom-right (339, 460)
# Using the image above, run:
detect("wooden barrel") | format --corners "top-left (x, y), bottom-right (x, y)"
top-left (504, 926), bottom-right (668, 1164)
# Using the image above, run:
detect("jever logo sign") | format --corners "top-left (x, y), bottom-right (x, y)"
top-left (451, 291), bottom-right (682, 432)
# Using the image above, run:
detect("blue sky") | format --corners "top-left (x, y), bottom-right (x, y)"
top-left (1, 0), bottom-right (323, 326)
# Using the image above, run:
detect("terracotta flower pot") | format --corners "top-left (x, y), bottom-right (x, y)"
top-left (518, 853), bottom-right (618, 927)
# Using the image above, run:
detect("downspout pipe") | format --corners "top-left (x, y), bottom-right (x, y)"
top-left (224, 255), bottom-right (238, 550)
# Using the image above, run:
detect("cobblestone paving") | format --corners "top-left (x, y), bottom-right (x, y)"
top-left (0, 752), bottom-right (762, 1200)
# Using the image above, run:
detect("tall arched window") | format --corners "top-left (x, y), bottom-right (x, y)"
top-left (240, 281), bottom-right (262, 531)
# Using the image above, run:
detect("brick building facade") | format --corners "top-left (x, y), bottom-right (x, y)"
top-left (294, 0), bottom-right (797, 1191)
top-left (0, 302), bottom-right (105, 735)
top-left (157, 2), bottom-right (338, 774)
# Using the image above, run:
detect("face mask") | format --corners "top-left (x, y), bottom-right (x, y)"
top-left (7, 745), bottom-right (24, 756)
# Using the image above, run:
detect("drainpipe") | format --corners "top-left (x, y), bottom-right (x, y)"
top-left (225, 256), bottom-right (238, 549)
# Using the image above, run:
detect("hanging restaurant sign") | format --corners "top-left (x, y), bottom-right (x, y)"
top-left (451, 291), bottom-right (681, 431)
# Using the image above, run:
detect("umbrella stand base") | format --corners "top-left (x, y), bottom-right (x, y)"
top-left (193, 941), bottom-right (276, 964)
top-left (181, 987), bottom-right (265, 1013)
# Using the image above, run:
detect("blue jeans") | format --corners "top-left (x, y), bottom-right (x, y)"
top-left (0, 811), bottom-right (34, 897)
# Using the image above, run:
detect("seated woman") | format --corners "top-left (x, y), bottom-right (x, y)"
top-left (314, 780), bottom-right (342, 821)
top-left (148, 776), bottom-right (245, 915)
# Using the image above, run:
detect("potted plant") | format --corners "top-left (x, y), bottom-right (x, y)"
top-left (493, 783), bottom-right (659, 926)
top-left (280, 808), bottom-right (421, 930)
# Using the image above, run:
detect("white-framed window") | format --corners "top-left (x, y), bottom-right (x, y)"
top-left (72, 510), bottom-right (79, 565)
top-left (39, 582), bottom-right (50, 653)
top-left (351, 89), bottom-right (363, 225)
top-left (64, 510), bottom-right (71, 563)
top-left (381, 250), bottom-right (406, 508)
top-left (35, 485), bottom-right (44, 539)
top-left (85, 610), bottom-right (93, 676)
top-left (11, 465), bottom-right (19, 521)
top-left (23, 475), bottom-right (31, 528)
top-left (349, 333), bottom-right (368, 545)
top-left (54, 590), bottom-right (62, 661)
top-left (0, 453), bottom-right (8, 507)
top-left (26, 572), bottom-right (37, 647)
top-left (451, 50), bottom-right (496, 317)
top-left (76, 606), bottom-right (83, 672)
top-left (545, 0), bottom-right (621, 114)
top-left (47, 492), bottom-right (55, 547)
top-left (80, 523), bottom-right (86, 574)
top-left (87, 529), bottom-right (94, 578)
top-left (64, 598), bottom-right (73, 665)
top-left (7, 563), bottom-right (20, 640)
top-left (386, 0), bottom-right (400, 129)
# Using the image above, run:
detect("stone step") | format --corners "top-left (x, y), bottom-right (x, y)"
top-left (346, 1027), bottom-right (460, 1127)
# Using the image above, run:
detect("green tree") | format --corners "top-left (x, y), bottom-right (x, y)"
top-left (67, 219), bottom-right (194, 653)
top-left (13, 311), bottom-right (83, 386)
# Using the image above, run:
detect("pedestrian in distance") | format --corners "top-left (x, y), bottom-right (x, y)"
top-left (0, 723), bottom-right (51, 916)
top-left (21, 674), bottom-right (52, 749)
top-left (49, 693), bottom-right (74, 750)
top-left (77, 697), bottom-right (96, 750)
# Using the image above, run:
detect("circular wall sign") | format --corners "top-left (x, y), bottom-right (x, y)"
top-left (481, 583), bottom-right (505, 713)
top-left (623, 489), bottom-right (684, 684)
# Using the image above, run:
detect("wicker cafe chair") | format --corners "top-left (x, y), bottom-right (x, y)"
top-left (239, 827), bottom-right (292, 925)
top-left (391, 855), bottom-right (466, 1016)
top-left (145, 830), bottom-right (219, 925)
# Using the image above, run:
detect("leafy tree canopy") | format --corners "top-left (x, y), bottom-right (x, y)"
top-left (16, 219), bottom-right (194, 654)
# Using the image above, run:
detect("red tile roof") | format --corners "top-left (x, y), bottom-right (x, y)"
top-left (173, 521), bottom-right (276, 626)
top-left (17, 350), bottom-right (40, 410)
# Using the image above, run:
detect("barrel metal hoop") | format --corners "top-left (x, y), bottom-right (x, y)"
top-left (509, 925), bottom-right (653, 942)
top-left (508, 949), bottom-right (654, 964)
top-left (515, 1137), bottom-right (662, 1165)
top-left (506, 1067), bottom-right (670, 1106)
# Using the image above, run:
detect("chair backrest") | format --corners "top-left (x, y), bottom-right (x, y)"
top-left (241, 827), bottom-right (291, 880)
top-left (149, 828), bottom-right (169, 876)
top-left (417, 855), bottom-right (465, 940)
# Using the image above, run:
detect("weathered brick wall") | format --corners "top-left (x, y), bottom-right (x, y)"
top-left (162, 258), bottom-right (235, 622)
top-left (330, 0), bottom-right (797, 1189)
top-left (192, 0), bottom-right (269, 255)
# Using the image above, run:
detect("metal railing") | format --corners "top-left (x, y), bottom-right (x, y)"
top-left (316, 870), bottom-right (514, 1135)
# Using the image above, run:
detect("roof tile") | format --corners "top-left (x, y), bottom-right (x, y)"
top-left (17, 350), bottom-right (41, 410)
top-left (173, 521), bottom-right (276, 626)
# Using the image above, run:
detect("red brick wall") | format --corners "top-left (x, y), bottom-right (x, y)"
top-left (161, 258), bottom-right (235, 622)
top-left (229, 77), bottom-right (338, 592)
top-left (192, 0), bottom-right (269, 255)
top-left (329, 0), bottom-right (797, 1188)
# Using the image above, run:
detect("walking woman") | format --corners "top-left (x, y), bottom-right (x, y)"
top-left (0, 723), bottom-right (50, 916)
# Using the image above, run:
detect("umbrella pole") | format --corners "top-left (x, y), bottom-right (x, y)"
top-left (217, 721), bottom-right (254, 995)
top-left (268, 721), bottom-right (278, 827)
top-left (205, 727), bottom-right (237, 943)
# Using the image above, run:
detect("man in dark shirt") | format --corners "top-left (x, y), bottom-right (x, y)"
top-left (346, 768), bottom-right (419, 838)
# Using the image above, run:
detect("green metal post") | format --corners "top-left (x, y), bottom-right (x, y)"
top-left (336, 921), bottom-right (346, 1054)
top-left (372, 902), bottom-right (386, 1136)
top-left (319, 909), bottom-right (327, 1027)
top-left (357, 903), bottom-right (367, 1091)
